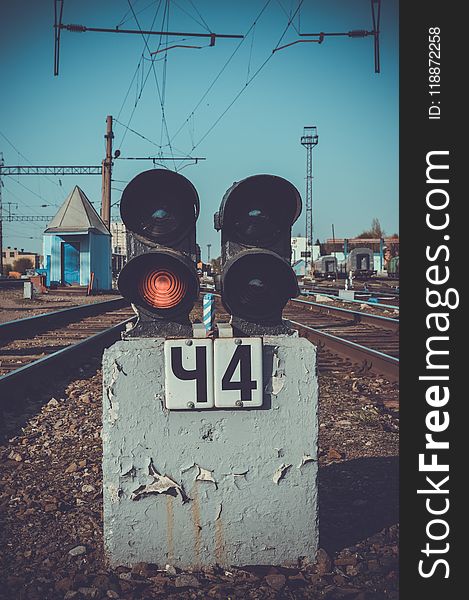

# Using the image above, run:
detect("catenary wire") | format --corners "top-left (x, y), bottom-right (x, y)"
top-left (0, 130), bottom-right (63, 204)
top-left (126, 0), bottom-right (179, 171)
top-left (190, 0), bottom-right (304, 152)
top-left (168, 0), bottom-right (273, 146)
top-left (116, 1), bottom-right (163, 149)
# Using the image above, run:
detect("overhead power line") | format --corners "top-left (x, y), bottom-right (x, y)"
top-left (53, 0), bottom-right (244, 76)
top-left (276, 0), bottom-right (382, 73)
top-left (169, 0), bottom-right (273, 147)
top-left (190, 0), bottom-right (304, 152)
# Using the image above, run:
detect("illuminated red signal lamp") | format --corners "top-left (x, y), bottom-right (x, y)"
top-left (118, 250), bottom-right (198, 319)
top-left (140, 270), bottom-right (185, 309)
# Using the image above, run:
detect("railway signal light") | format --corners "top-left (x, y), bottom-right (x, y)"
top-left (215, 174), bottom-right (302, 334)
top-left (118, 169), bottom-right (200, 336)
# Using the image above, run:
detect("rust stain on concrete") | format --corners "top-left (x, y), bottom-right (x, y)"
top-left (166, 495), bottom-right (174, 562)
top-left (215, 505), bottom-right (225, 564)
top-left (191, 484), bottom-right (202, 566)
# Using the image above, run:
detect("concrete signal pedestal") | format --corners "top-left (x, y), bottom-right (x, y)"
top-left (102, 336), bottom-right (319, 568)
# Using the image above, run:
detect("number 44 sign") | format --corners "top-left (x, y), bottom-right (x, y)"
top-left (164, 338), bottom-right (263, 410)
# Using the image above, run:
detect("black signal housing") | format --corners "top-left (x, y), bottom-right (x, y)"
top-left (118, 169), bottom-right (200, 337)
top-left (215, 174), bottom-right (302, 335)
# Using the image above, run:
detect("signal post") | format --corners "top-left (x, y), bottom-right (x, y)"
top-left (102, 170), bottom-right (319, 568)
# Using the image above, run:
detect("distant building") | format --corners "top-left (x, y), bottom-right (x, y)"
top-left (292, 259), bottom-right (306, 277)
top-left (291, 237), bottom-right (320, 264)
top-left (110, 221), bottom-right (127, 277)
top-left (323, 237), bottom-right (399, 254)
top-left (291, 236), bottom-right (307, 264)
top-left (2, 247), bottom-right (41, 270)
top-left (43, 186), bottom-right (112, 291)
top-left (111, 221), bottom-right (127, 256)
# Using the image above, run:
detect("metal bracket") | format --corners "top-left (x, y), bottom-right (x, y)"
top-left (192, 323), bottom-right (207, 338)
top-left (217, 323), bottom-right (233, 338)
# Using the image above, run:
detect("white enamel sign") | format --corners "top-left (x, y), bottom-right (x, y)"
top-left (214, 338), bottom-right (263, 408)
top-left (164, 339), bottom-right (214, 409)
top-left (164, 338), bottom-right (263, 410)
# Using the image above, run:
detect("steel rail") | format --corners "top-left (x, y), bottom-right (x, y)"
top-left (0, 298), bottom-right (134, 402)
top-left (0, 316), bottom-right (135, 396)
top-left (0, 298), bottom-right (128, 341)
top-left (289, 319), bottom-right (399, 382)
top-left (289, 298), bottom-right (399, 332)
top-left (300, 285), bottom-right (400, 300)
top-left (201, 290), bottom-right (398, 380)
top-left (299, 292), bottom-right (399, 311)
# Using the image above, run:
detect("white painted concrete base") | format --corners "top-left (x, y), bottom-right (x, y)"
top-left (102, 336), bottom-right (318, 568)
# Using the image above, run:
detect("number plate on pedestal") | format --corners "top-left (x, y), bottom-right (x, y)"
top-left (164, 339), bottom-right (214, 409)
top-left (214, 338), bottom-right (263, 408)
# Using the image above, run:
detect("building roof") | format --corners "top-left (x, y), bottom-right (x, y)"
top-left (44, 186), bottom-right (110, 235)
top-left (292, 259), bottom-right (306, 276)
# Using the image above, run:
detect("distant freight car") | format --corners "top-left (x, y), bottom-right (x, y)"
top-left (338, 247), bottom-right (375, 278)
top-left (387, 255), bottom-right (399, 279)
top-left (313, 255), bottom-right (338, 278)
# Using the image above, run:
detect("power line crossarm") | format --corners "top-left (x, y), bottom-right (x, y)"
top-left (55, 24), bottom-right (244, 40)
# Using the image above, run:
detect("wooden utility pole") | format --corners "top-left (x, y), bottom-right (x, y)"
top-left (0, 153), bottom-right (3, 277)
top-left (101, 115), bottom-right (113, 230)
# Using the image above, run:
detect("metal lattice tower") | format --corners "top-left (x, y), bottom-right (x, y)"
top-left (300, 126), bottom-right (318, 273)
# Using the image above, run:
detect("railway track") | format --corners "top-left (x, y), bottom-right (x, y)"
top-left (303, 279), bottom-right (399, 294)
top-left (0, 279), bottom-right (28, 290)
top-left (287, 298), bottom-right (398, 383)
top-left (0, 298), bottom-right (135, 399)
top-left (204, 292), bottom-right (399, 385)
top-left (300, 285), bottom-right (400, 307)
top-left (1, 289), bottom-right (398, 410)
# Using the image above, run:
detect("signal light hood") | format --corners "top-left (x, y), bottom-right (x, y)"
top-left (215, 174), bottom-right (302, 247)
top-left (120, 169), bottom-right (200, 246)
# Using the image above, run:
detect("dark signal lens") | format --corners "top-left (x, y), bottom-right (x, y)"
top-left (222, 250), bottom-right (299, 322)
top-left (140, 204), bottom-right (178, 239)
top-left (234, 205), bottom-right (277, 245)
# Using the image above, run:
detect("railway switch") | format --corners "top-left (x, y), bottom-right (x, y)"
top-left (215, 174), bottom-right (302, 334)
top-left (117, 169), bottom-right (200, 336)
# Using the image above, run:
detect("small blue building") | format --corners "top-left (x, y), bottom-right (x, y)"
top-left (43, 186), bottom-right (112, 291)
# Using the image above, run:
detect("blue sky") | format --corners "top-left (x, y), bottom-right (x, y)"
top-left (0, 0), bottom-right (398, 260)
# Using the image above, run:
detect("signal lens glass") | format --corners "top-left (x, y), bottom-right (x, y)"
top-left (139, 268), bottom-right (187, 309)
top-left (118, 251), bottom-right (199, 315)
top-left (140, 202), bottom-right (179, 239)
top-left (223, 252), bottom-right (298, 322)
top-left (235, 205), bottom-right (277, 245)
